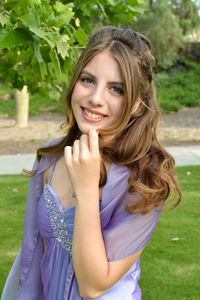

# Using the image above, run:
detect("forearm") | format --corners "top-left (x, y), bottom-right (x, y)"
top-left (72, 191), bottom-right (109, 297)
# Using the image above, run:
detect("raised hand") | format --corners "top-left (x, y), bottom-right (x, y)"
top-left (64, 129), bottom-right (100, 201)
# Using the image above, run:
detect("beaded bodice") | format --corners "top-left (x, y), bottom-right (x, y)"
top-left (37, 183), bottom-right (75, 253)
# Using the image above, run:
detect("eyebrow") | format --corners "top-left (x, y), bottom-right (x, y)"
top-left (80, 70), bottom-right (123, 86)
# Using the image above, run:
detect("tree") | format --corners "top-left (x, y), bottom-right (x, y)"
top-left (148, 0), bottom-right (200, 34)
top-left (170, 0), bottom-right (200, 35)
top-left (0, 0), bottom-right (145, 127)
top-left (131, 0), bottom-right (183, 70)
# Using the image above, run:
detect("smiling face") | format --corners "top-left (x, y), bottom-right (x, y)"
top-left (71, 50), bottom-right (125, 135)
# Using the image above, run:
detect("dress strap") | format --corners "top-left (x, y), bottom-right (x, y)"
top-left (48, 158), bottom-right (58, 184)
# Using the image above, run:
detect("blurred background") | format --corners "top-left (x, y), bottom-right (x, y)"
top-left (0, 0), bottom-right (200, 154)
top-left (0, 1), bottom-right (200, 299)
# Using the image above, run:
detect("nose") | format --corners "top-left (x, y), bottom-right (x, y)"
top-left (89, 84), bottom-right (105, 106)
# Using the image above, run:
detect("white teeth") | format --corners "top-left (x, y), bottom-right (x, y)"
top-left (84, 108), bottom-right (103, 119)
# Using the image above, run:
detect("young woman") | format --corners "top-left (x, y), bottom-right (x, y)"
top-left (2, 26), bottom-right (181, 300)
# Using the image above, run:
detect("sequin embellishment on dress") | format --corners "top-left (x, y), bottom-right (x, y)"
top-left (43, 185), bottom-right (72, 252)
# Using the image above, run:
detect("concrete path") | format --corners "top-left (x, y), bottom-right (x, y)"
top-left (0, 146), bottom-right (200, 175)
top-left (0, 154), bottom-right (36, 175)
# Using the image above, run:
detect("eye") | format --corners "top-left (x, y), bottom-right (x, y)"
top-left (110, 86), bottom-right (124, 95)
top-left (80, 77), bottom-right (94, 85)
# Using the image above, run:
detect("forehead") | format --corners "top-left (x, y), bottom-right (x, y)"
top-left (82, 50), bottom-right (123, 81)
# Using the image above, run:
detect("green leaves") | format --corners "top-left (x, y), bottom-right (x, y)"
top-left (53, 1), bottom-right (74, 13)
top-left (39, 61), bottom-right (47, 80)
top-left (0, 0), bottom-right (145, 92)
top-left (0, 27), bottom-right (31, 49)
top-left (127, 0), bottom-right (144, 6)
top-left (74, 28), bottom-right (88, 46)
top-left (19, 10), bottom-right (47, 42)
top-left (127, 5), bottom-right (145, 14)
top-left (106, 0), bottom-right (119, 6)
top-left (49, 49), bottom-right (62, 81)
top-left (102, 0), bottom-right (145, 24)
top-left (19, 9), bottom-right (40, 29)
top-left (0, 12), bottom-right (9, 27)
top-left (53, 2), bottom-right (74, 27)
top-left (33, 35), bottom-right (43, 63)
top-left (57, 35), bottom-right (70, 59)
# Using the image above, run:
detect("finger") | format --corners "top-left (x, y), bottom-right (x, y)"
top-left (80, 134), bottom-right (90, 158)
top-left (64, 146), bottom-right (72, 167)
top-left (72, 139), bottom-right (80, 162)
top-left (88, 129), bottom-right (99, 155)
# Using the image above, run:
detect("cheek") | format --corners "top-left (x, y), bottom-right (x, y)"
top-left (114, 100), bottom-right (124, 117)
top-left (70, 94), bottom-right (75, 112)
top-left (71, 87), bottom-right (81, 112)
top-left (71, 92), bottom-right (78, 116)
top-left (71, 82), bottom-right (87, 101)
top-left (71, 87), bottom-right (78, 104)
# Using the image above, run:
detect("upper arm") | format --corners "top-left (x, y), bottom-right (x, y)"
top-left (92, 203), bottom-right (161, 297)
top-left (108, 248), bottom-right (143, 284)
top-left (94, 248), bottom-right (143, 297)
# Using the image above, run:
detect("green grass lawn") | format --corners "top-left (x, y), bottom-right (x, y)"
top-left (139, 166), bottom-right (200, 299)
top-left (0, 166), bottom-right (200, 298)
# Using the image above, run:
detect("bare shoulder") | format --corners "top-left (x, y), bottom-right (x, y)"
top-left (43, 155), bottom-right (67, 186)
top-left (42, 155), bottom-right (65, 186)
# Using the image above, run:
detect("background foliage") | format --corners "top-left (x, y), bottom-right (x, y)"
top-left (155, 60), bottom-right (200, 112)
top-left (0, 0), bottom-right (200, 113)
top-left (171, 0), bottom-right (200, 35)
top-left (131, 1), bottom-right (183, 70)
top-left (131, 0), bottom-right (200, 70)
top-left (0, 0), bottom-right (145, 98)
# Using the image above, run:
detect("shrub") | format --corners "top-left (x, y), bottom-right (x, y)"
top-left (155, 61), bottom-right (200, 112)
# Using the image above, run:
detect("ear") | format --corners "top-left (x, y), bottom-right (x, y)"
top-left (131, 98), bottom-right (141, 115)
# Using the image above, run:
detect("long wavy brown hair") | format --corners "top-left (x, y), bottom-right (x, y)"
top-left (34, 26), bottom-right (181, 214)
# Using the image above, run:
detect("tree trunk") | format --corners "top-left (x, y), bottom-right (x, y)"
top-left (14, 85), bottom-right (29, 127)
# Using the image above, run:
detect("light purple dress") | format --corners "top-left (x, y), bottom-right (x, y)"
top-left (1, 138), bottom-right (162, 300)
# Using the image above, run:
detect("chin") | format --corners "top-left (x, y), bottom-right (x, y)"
top-left (78, 125), bottom-right (100, 135)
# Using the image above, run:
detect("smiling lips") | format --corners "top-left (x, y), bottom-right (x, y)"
top-left (81, 107), bottom-right (106, 122)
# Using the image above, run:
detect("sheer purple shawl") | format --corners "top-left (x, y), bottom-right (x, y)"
top-left (1, 138), bottom-right (162, 300)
